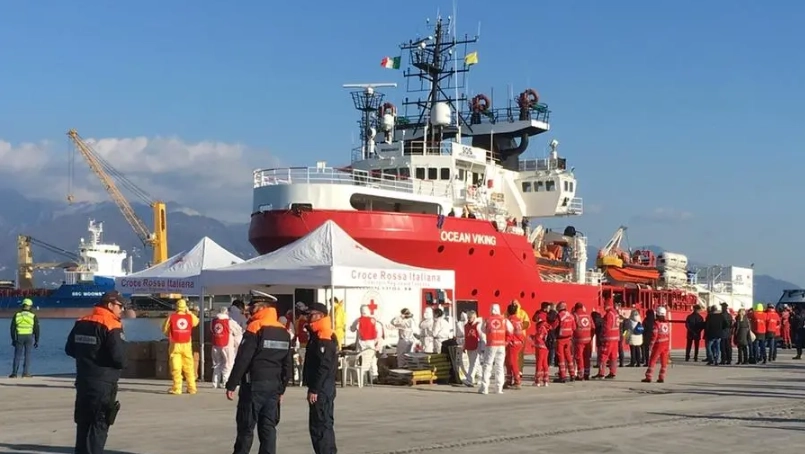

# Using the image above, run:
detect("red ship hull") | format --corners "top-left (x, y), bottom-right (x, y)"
top-left (250, 210), bottom-right (695, 349)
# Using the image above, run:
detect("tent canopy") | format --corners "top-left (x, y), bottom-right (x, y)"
top-left (116, 237), bottom-right (244, 295)
top-left (201, 220), bottom-right (454, 293)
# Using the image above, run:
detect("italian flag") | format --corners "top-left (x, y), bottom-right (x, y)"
top-left (380, 56), bottom-right (401, 69)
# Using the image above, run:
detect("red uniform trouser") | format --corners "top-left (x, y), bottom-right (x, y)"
top-left (534, 347), bottom-right (549, 384)
top-left (574, 341), bottom-right (592, 378)
top-left (598, 340), bottom-right (619, 376)
top-left (505, 344), bottom-right (523, 385)
top-left (645, 342), bottom-right (670, 380)
top-left (782, 326), bottom-right (792, 346)
top-left (556, 337), bottom-right (575, 379)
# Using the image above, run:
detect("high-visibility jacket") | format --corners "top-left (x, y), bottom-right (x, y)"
top-left (14, 311), bottom-right (36, 336)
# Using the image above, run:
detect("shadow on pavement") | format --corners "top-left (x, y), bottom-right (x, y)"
top-left (0, 443), bottom-right (139, 454)
top-left (648, 411), bottom-right (805, 426)
top-left (0, 382), bottom-right (168, 395)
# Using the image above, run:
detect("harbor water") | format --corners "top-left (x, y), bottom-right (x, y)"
top-left (1, 318), bottom-right (165, 376)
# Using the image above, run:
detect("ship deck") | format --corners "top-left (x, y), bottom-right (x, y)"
top-left (1, 354), bottom-right (803, 453)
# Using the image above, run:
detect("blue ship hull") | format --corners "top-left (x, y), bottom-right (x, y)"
top-left (0, 276), bottom-right (117, 311)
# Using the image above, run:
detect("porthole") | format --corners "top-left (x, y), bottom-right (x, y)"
top-left (469, 247), bottom-right (475, 255)
top-left (494, 290), bottom-right (500, 297)
top-left (531, 292), bottom-right (536, 299)
top-left (489, 250), bottom-right (495, 256)
top-left (437, 245), bottom-right (445, 253)
top-left (472, 289), bottom-right (478, 296)
top-left (520, 291), bottom-right (525, 298)
top-left (522, 253), bottom-right (527, 260)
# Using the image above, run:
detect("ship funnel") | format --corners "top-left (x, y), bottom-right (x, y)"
top-left (430, 102), bottom-right (452, 127)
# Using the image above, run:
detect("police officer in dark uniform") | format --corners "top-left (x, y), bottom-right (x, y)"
top-left (225, 290), bottom-right (293, 454)
top-left (65, 290), bottom-right (127, 454)
top-left (302, 302), bottom-right (338, 454)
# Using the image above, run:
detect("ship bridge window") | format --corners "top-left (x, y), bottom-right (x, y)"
top-left (440, 168), bottom-right (451, 180)
top-left (569, 181), bottom-right (574, 192)
top-left (535, 181), bottom-right (544, 192)
top-left (546, 180), bottom-right (556, 191)
top-left (382, 169), bottom-right (397, 180)
top-left (399, 167), bottom-right (410, 179)
top-left (428, 168), bottom-right (438, 180)
top-left (458, 169), bottom-right (466, 181)
top-left (563, 181), bottom-right (569, 191)
top-left (415, 167), bottom-right (425, 179)
top-left (521, 182), bottom-right (532, 192)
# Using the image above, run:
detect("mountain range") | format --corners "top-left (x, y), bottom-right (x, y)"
top-left (0, 188), bottom-right (796, 302)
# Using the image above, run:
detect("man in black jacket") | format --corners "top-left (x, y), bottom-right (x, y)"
top-left (65, 291), bottom-right (127, 454)
top-left (793, 307), bottom-right (805, 360)
top-left (302, 302), bottom-right (338, 454)
top-left (719, 303), bottom-right (734, 365)
top-left (225, 292), bottom-right (292, 454)
top-left (704, 305), bottom-right (728, 365)
top-left (685, 305), bottom-right (704, 362)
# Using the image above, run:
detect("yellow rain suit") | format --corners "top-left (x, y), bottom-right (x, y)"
top-left (512, 300), bottom-right (531, 371)
top-left (162, 299), bottom-right (199, 394)
top-left (332, 298), bottom-right (346, 348)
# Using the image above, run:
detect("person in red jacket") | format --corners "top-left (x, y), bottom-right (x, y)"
top-left (532, 318), bottom-right (550, 387)
top-left (750, 303), bottom-right (768, 364)
top-left (593, 302), bottom-right (621, 379)
top-left (553, 302), bottom-right (576, 383)
top-left (642, 306), bottom-right (671, 383)
top-left (765, 304), bottom-right (781, 362)
top-left (781, 305), bottom-right (792, 349)
top-left (504, 303), bottom-right (526, 389)
top-left (572, 302), bottom-right (594, 381)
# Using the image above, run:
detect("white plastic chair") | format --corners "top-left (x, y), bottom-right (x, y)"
top-left (344, 349), bottom-right (377, 388)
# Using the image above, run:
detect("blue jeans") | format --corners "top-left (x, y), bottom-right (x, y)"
top-left (766, 336), bottom-right (777, 361)
top-left (753, 338), bottom-right (766, 362)
top-left (11, 334), bottom-right (33, 376)
top-left (707, 338), bottom-right (722, 364)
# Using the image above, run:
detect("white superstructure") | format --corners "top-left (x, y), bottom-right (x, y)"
top-left (694, 265), bottom-right (754, 310)
top-left (64, 220), bottom-right (132, 284)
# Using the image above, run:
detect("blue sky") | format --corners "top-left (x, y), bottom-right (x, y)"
top-left (0, 1), bottom-right (803, 283)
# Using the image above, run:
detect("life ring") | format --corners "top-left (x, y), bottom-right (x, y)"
top-left (378, 102), bottom-right (396, 117)
top-left (470, 94), bottom-right (490, 113)
top-left (518, 88), bottom-right (539, 108)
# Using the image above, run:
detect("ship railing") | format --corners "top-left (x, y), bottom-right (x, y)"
top-left (567, 197), bottom-right (583, 215)
top-left (519, 157), bottom-right (568, 172)
top-left (351, 141), bottom-right (453, 161)
top-left (399, 104), bottom-right (551, 127)
top-left (254, 166), bottom-right (417, 193)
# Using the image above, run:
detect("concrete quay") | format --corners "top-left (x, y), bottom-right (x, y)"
top-left (1, 354), bottom-right (804, 454)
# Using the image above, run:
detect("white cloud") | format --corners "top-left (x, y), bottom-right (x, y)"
top-left (633, 207), bottom-right (694, 224)
top-left (0, 134), bottom-right (279, 221)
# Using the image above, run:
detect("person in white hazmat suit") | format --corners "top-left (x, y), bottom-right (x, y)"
top-left (479, 304), bottom-right (513, 395)
top-left (462, 311), bottom-right (484, 387)
top-left (420, 307), bottom-right (435, 353)
top-left (388, 308), bottom-right (417, 368)
top-left (432, 308), bottom-right (451, 354)
top-left (350, 304), bottom-right (382, 378)
top-left (210, 306), bottom-right (243, 389)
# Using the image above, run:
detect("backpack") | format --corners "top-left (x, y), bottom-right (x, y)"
top-left (633, 322), bottom-right (644, 335)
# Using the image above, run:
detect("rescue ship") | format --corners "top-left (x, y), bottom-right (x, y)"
top-left (247, 14), bottom-right (698, 347)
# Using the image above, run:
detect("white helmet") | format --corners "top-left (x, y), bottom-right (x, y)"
top-left (656, 306), bottom-right (667, 317)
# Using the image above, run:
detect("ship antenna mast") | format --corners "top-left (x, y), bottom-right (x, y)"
top-left (342, 83), bottom-right (397, 160)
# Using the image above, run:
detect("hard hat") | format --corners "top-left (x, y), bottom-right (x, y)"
top-left (755, 303), bottom-right (764, 312)
top-left (21, 298), bottom-right (33, 307)
top-left (556, 301), bottom-right (567, 311)
top-left (176, 299), bottom-right (188, 310)
top-left (656, 306), bottom-right (667, 317)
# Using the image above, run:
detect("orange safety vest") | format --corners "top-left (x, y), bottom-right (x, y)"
top-left (654, 320), bottom-right (671, 343)
top-left (573, 312), bottom-right (593, 343)
top-left (485, 315), bottom-right (507, 347)
top-left (169, 313), bottom-right (193, 343)
top-left (210, 318), bottom-right (230, 348)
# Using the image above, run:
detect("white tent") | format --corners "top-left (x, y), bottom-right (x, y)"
top-left (116, 237), bottom-right (244, 294)
top-left (200, 220), bottom-right (454, 292)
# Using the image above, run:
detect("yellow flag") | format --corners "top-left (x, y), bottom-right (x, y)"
top-left (464, 51), bottom-right (478, 66)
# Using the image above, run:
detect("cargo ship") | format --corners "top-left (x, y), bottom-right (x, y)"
top-left (0, 220), bottom-right (132, 319)
top-left (247, 13), bottom-right (699, 348)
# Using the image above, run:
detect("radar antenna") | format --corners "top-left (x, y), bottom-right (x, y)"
top-left (342, 83), bottom-right (399, 159)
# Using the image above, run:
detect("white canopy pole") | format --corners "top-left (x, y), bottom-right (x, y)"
top-left (199, 289), bottom-right (206, 382)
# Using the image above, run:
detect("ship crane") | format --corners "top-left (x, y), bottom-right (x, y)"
top-left (596, 225), bottom-right (629, 268)
top-left (66, 129), bottom-right (168, 266)
top-left (17, 235), bottom-right (80, 290)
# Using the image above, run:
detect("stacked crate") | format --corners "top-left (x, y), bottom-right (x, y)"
top-left (385, 353), bottom-right (451, 386)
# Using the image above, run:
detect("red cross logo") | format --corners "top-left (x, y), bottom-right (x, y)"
top-left (661, 324), bottom-right (669, 333)
top-left (213, 322), bottom-right (224, 334)
top-left (581, 317), bottom-right (590, 327)
top-left (367, 300), bottom-right (378, 315)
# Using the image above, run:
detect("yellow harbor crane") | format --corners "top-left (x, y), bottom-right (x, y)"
top-left (66, 128), bottom-right (169, 266)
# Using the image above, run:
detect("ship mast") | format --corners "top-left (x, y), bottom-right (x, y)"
top-left (343, 83), bottom-right (398, 160)
top-left (400, 15), bottom-right (478, 142)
